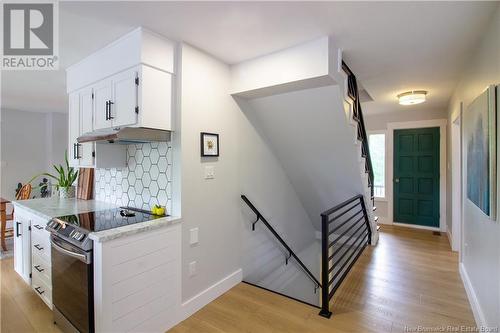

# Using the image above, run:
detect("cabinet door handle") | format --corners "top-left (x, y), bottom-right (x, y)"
top-left (105, 101), bottom-right (110, 120)
top-left (34, 265), bottom-right (44, 272)
top-left (16, 222), bottom-right (21, 237)
top-left (73, 143), bottom-right (76, 159)
top-left (34, 244), bottom-right (44, 251)
top-left (34, 286), bottom-right (45, 295)
top-left (76, 143), bottom-right (82, 159)
top-left (108, 101), bottom-right (114, 119)
top-left (33, 224), bottom-right (44, 230)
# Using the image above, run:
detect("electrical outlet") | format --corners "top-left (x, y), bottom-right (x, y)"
top-left (190, 227), bottom-right (199, 245)
top-left (189, 261), bottom-right (197, 277)
top-left (204, 165), bottom-right (215, 179)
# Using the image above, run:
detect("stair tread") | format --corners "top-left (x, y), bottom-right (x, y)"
top-left (376, 225), bottom-right (381, 231)
top-left (374, 216), bottom-right (379, 222)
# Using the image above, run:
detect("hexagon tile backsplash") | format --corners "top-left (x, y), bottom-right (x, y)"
top-left (95, 142), bottom-right (173, 214)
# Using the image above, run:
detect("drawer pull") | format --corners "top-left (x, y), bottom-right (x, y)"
top-left (34, 244), bottom-right (44, 251)
top-left (34, 265), bottom-right (44, 272)
top-left (34, 286), bottom-right (45, 295)
top-left (33, 224), bottom-right (44, 230)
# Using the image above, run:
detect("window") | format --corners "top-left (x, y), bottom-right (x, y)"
top-left (368, 133), bottom-right (386, 199)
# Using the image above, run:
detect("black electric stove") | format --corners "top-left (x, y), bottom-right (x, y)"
top-left (45, 207), bottom-right (161, 251)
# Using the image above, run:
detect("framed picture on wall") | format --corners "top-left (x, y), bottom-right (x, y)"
top-left (201, 132), bottom-right (219, 157)
top-left (465, 85), bottom-right (497, 220)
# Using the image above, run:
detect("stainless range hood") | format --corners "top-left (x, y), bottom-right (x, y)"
top-left (77, 127), bottom-right (171, 144)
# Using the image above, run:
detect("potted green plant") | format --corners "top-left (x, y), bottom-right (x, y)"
top-left (43, 151), bottom-right (78, 199)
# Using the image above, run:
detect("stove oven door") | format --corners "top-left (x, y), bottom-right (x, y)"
top-left (51, 235), bottom-right (94, 333)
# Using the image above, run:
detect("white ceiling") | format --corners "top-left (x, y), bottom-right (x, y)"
top-left (1, 1), bottom-right (497, 114)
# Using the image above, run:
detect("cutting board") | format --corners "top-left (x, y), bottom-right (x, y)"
top-left (77, 168), bottom-right (94, 200)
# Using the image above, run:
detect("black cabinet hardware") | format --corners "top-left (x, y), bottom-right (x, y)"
top-left (34, 286), bottom-right (45, 295)
top-left (73, 143), bottom-right (77, 159)
top-left (108, 101), bottom-right (114, 119)
top-left (33, 224), bottom-right (44, 230)
top-left (76, 143), bottom-right (82, 159)
top-left (16, 222), bottom-right (21, 237)
top-left (34, 265), bottom-right (44, 272)
top-left (105, 100), bottom-right (110, 120)
top-left (34, 244), bottom-right (44, 251)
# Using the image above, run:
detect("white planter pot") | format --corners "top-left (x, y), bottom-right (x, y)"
top-left (59, 186), bottom-right (75, 199)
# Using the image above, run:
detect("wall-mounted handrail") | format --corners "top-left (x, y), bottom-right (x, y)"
top-left (241, 195), bottom-right (322, 290)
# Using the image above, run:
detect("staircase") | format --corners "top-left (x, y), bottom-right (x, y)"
top-left (342, 61), bottom-right (380, 234)
top-left (234, 37), bottom-right (379, 317)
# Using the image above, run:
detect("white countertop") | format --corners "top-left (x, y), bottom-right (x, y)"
top-left (12, 197), bottom-right (181, 242)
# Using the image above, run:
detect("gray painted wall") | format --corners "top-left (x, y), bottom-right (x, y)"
top-left (244, 84), bottom-right (365, 229)
top-left (0, 109), bottom-right (67, 200)
top-left (447, 5), bottom-right (500, 327)
top-left (179, 44), bottom-right (319, 302)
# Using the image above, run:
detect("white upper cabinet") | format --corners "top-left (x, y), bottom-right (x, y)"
top-left (79, 87), bottom-right (94, 167)
top-left (93, 68), bottom-right (139, 130)
top-left (111, 69), bottom-right (138, 128)
top-left (68, 93), bottom-right (80, 167)
top-left (93, 79), bottom-right (112, 131)
top-left (68, 87), bottom-right (95, 167)
top-left (66, 27), bottom-right (176, 132)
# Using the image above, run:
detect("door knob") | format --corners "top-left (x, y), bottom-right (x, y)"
top-left (395, 178), bottom-right (400, 183)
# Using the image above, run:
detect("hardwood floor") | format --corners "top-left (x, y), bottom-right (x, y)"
top-left (0, 257), bottom-right (61, 333)
top-left (0, 225), bottom-right (475, 332)
top-left (170, 225), bottom-right (475, 333)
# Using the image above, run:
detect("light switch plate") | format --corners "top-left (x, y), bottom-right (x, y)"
top-left (190, 227), bottom-right (199, 245)
top-left (204, 165), bottom-right (215, 179)
top-left (189, 261), bottom-right (197, 277)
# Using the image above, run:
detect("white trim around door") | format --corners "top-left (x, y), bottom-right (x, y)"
top-left (387, 119), bottom-right (447, 232)
top-left (451, 109), bottom-right (462, 252)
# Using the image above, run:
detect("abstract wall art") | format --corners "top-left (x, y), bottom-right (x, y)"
top-left (465, 85), bottom-right (497, 219)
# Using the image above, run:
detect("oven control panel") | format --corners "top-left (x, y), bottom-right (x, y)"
top-left (46, 217), bottom-right (90, 249)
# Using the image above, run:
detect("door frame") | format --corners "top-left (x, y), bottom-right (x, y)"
top-left (387, 119), bottom-right (447, 232)
top-left (451, 107), bottom-right (462, 253)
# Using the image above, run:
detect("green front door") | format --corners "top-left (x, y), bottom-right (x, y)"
top-left (394, 127), bottom-right (440, 227)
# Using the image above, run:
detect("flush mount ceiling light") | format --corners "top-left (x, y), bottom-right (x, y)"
top-left (397, 90), bottom-right (427, 105)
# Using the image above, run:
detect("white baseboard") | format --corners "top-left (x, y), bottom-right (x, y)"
top-left (393, 222), bottom-right (441, 232)
top-left (459, 263), bottom-right (486, 327)
top-left (179, 269), bottom-right (242, 322)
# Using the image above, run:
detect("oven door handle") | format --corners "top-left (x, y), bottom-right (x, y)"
top-left (51, 237), bottom-right (91, 264)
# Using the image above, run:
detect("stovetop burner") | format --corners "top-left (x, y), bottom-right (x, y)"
top-left (46, 206), bottom-right (166, 251)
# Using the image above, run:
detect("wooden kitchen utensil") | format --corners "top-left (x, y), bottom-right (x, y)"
top-left (77, 168), bottom-right (94, 200)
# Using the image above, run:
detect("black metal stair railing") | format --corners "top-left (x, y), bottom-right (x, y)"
top-left (241, 195), bottom-right (322, 295)
top-left (319, 194), bottom-right (371, 318)
top-left (342, 61), bottom-right (375, 203)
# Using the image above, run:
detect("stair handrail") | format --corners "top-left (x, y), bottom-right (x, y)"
top-left (342, 61), bottom-right (374, 200)
top-left (241, 194), bottom-right (322, 290)
top-left (318, 194), bottom-right (372, 318)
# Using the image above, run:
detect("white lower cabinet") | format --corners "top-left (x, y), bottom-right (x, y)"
top-left (13, 210), bottom-right (31, 284)
top-left (31, 215), bottom-right (52, 309)
top-left (93, 223), bottom-right (181, 333)
top-left (13, 206), bottom-right (52, 308)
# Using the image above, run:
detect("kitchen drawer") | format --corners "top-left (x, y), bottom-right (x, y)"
top-left (32, 271), bottom-right (52, 309)
top-left (31, 232), bottom-right (51, 263)
top-left (31, 221), bottom-right (49, 238)
top-left (32, 253), bottom-right (51, 287)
